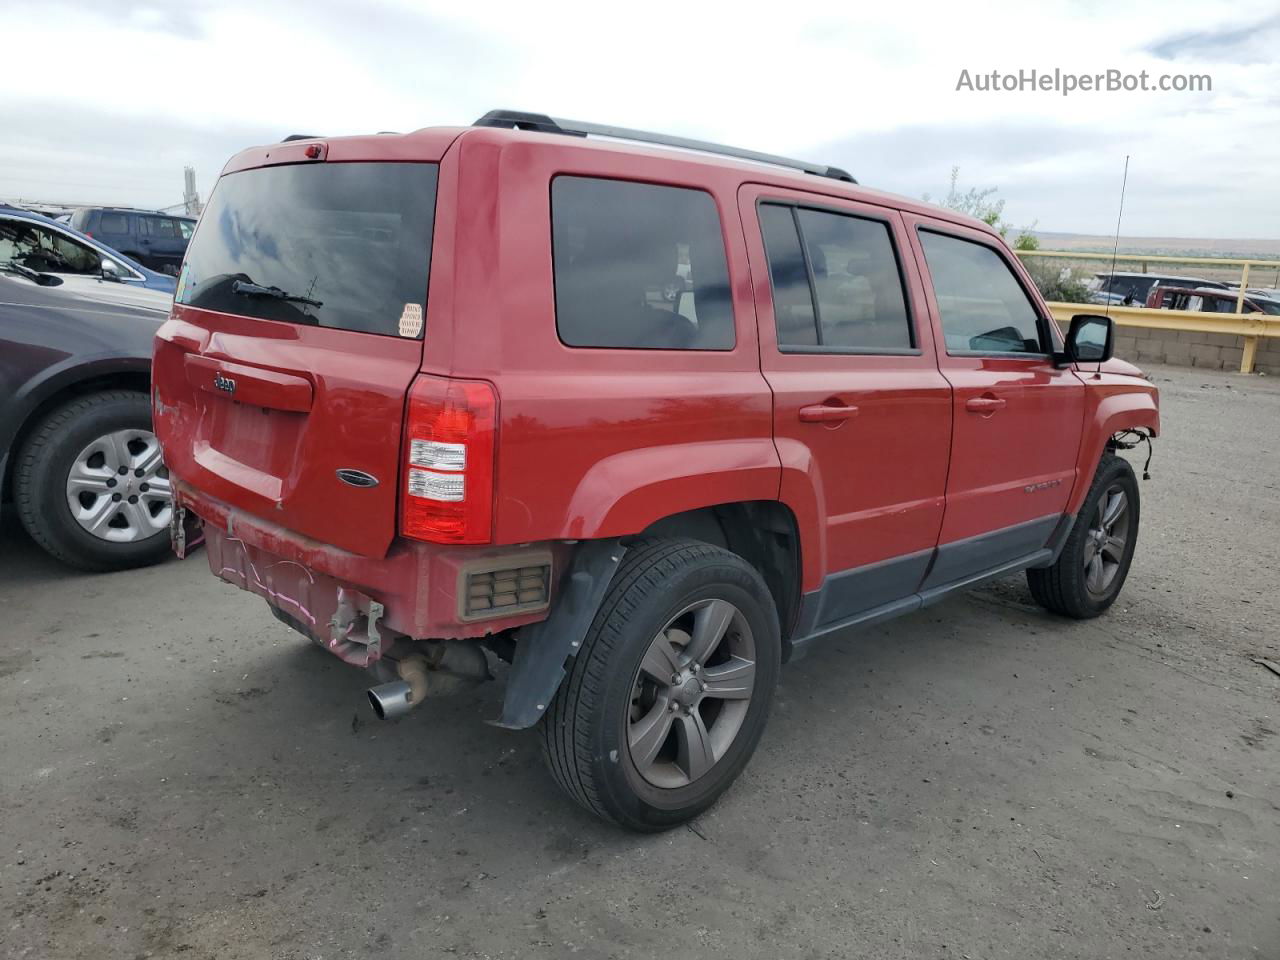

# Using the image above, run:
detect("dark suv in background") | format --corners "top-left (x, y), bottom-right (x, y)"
top-left (70, 207), bottom-right (196, 276)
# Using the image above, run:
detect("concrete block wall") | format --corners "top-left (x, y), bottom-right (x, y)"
top-left (1102, 326), bottom-right (1279, 375)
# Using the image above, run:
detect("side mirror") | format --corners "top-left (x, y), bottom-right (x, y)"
top-left (1058, 314), bottom-right (1114, 366)
top-left (100, 258), bottom-right (124, 282)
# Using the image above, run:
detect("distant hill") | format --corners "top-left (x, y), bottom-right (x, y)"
top-left (1032, 231), bottom-right (1280, 261)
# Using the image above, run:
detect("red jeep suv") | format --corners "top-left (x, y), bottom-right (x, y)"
top-left (152, 111), bottom-right (1159, 830)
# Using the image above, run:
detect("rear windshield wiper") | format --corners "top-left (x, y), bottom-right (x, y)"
top-left (231, 278), bottom-right (323, 308)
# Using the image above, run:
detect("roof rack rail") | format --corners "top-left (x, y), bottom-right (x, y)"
top-left (473, 109), bottom-right (856, 184)
top-left (281, 134), bottom-right (322, 142)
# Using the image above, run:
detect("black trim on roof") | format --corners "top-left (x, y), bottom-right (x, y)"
top-left (473, 109), bottom-right (856, 184)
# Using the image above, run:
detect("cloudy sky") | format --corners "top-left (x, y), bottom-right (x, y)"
top-left (4, 0), bottom-right (1278, 238)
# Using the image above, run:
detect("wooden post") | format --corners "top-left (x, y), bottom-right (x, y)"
top-left (1241, 336), bottom-right (1258, 374)
top-left (1235, 264), bottom-right (1253, 373)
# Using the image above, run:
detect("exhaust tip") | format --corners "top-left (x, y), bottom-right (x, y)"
top-left (367, 680), bottom-right (414, 720)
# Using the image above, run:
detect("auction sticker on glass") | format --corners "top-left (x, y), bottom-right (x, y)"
top-left (399, 302), bottom-right (423, 338)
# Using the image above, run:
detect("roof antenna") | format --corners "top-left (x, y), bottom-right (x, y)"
top-left (1098, 155), bottom-right (1130, 377)
top-left (1104, 155), bottom-right (1130, 322)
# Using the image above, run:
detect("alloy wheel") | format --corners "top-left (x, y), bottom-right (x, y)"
top-left (627, 598), bottom-right (757, 789)
top-left (1083, 484), bottom-right (1130, 597)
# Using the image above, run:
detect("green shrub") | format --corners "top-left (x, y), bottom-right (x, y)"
top-left (1022, 257), bottom-right (1091, 303)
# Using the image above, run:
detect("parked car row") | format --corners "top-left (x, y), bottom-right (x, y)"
top-left (69, 207), bottom-right (196, 276)
top-left (1086, 271), bottom-right (1228, 306)
top-left (1, 204), bottom-right (177, 570)
top-left (1086, 271), bottom-right (1280, 314)
top-left (1146, 285), bottom-right (1280, 315)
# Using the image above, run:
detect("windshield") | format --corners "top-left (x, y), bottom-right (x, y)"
top-left (176, 161), bottom-right (437, 337)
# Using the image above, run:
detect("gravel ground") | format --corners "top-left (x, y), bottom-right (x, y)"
top-left (1, 363), bottom-right (1277, 960)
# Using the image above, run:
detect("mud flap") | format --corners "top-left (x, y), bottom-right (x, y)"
top-left (492, 539), bottom-right (626, 730)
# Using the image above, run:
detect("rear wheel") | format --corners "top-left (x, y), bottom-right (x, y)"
top-left (14, 391), bottom-right (173, 572)
top-left (540, 539), bottom-right (780, 831)
top-left (1028, 453), bottom-right (1139, 618)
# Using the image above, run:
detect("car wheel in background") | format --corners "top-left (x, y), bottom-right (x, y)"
top-left (14, 390), bottom-right (173, 572)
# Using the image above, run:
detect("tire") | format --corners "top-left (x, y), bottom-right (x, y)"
top-left (540, 538), bottom-right (781, 831)
top-left (1028, 453), bottom-right (1139, 619)
top-left (14, 390), bottom-right (173, 572)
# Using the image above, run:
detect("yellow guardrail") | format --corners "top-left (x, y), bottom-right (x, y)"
top-left (1016, 249), bottom-right (1280, 373)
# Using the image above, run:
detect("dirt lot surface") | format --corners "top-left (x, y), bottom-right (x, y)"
top-left (2, 364), bottom-right (1277, 960)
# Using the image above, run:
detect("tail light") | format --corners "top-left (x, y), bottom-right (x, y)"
top-left (400, 374), bottom-right (496, 544)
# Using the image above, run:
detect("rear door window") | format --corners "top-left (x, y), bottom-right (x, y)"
top-left (919, 230), bottom-right (1045, 354)
top-left (177, 162), bottom-right (438, 337)
top-left (758, 204), bottom-right (817, 347)
top-left (758, 202), bottom-right (913, 351)
top-left (99, 212), bottom-right (130, 234)
top-left (144, 216), bottom-right (180, 238)
top-left (550, 176), bottom-right (734, 350)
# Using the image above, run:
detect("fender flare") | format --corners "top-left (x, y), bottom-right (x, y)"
top-left (1068, 390), bottom-right (1160, 515)
top-left (561, 440), bottom-right (780, 539)
top-left (772, 437), bottom-right (829, 594)
top-left (1, 353), bottom-right (150, 469)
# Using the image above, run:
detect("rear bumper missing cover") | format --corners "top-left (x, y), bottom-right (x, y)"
top-left (176, 481), bottom-right (567, 664)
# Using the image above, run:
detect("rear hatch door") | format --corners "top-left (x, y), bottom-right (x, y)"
top-left (153, 137), bottom-right (452, 557)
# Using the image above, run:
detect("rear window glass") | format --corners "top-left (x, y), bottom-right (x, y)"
top-left (551, 176), bottom-right (734, 350)
top-left (177, 162), bottom-right (437, 337)
top-left (99, 213), bottom-right (130, 233)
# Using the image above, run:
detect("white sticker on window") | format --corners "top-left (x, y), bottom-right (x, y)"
top-left (399, 303), bottom-right (423, 338)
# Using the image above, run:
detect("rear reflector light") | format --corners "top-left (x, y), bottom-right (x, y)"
top-left (459, 555), bottom-right (552, 620)
top-left (400, 375), bottom-right (496, 544)
top-left (464, 565), bottom-right (550, 617)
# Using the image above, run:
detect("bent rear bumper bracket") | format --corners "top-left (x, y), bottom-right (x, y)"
top-left (492, 539), bottom-right (626, 730)
top-left (327, 589), bottom-right (386, 667)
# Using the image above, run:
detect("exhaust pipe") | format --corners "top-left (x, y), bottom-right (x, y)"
top-left (368, 680), bottom-right (415, 720)
top-left (366, 641), bottom-right (491, 720)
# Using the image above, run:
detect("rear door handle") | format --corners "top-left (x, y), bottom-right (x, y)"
top-left (965, 396), bottom-right (1006, 413)
top-left (799, 402), bottom-right (859, 423)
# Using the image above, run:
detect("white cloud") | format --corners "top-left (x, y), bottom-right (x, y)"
top-left (2, 0), bottom-right (1277, 235)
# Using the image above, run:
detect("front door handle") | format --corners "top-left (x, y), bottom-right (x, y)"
top-left (965, 396), bottom-right (1006, 414)
top-left (799, 402), bottom-right (859, 423)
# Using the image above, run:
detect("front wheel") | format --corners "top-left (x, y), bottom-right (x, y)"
top-left (540, 539), bottom-right (780, 831)
top-left (1028, 453), bottom-right (1139, 618)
